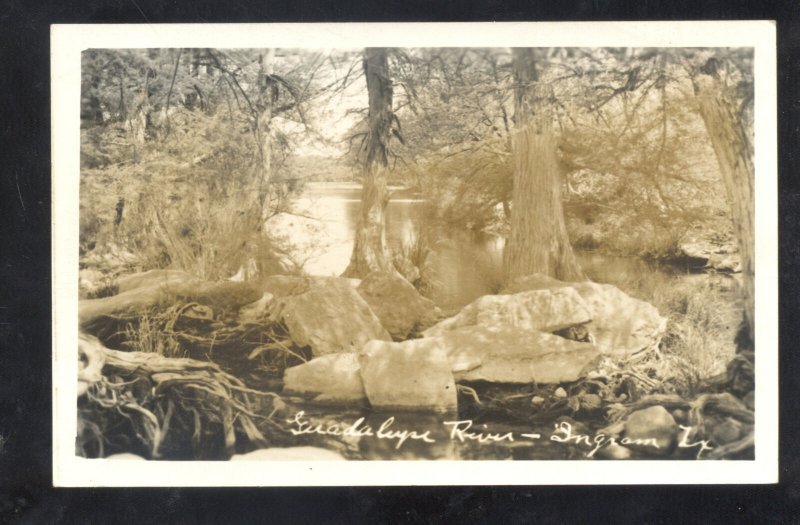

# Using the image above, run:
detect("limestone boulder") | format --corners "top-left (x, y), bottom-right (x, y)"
top-left (268, 277), bottom-right (391, 357)
top-left (505, 274), bottom-right (667, 358)
top-left (568, 281), bottom-right (666, 358)
top-left (423, 287), bottom-right (592, 337)
top-left (439, 325), bottom-right (601, 384)
top-left (359, 339), bottom-right (457, 413)
top-left (357, 271), bottom-right (439, 340)
top-left (283, 353), bottom-right (367, 404)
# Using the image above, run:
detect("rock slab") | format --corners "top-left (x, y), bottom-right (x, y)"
top-left (439, 325), bottom-right (600, 384)
top-left (283, 353), bottom-right (367, 404)
top-left (359, 339), bottom-right (457, 413)
top-left (268, 277), bottom-right (391, 357)
top-left (424, 287), bottom-right (592, 337)
top-left (505, 274), bottom-right (666, 358)
top-left (356, 271), bottom-right (439, 340)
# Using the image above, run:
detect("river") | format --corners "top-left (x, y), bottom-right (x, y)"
top-left (274, 182), bottom-right (700, 310)
top-left (262, 182), bottom-right (739, 460)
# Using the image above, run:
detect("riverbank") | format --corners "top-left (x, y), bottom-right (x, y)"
top-left (76, 265), bottom-right (748, 461)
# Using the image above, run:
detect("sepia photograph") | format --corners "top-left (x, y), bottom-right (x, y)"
top-left (51, 22), bottom-right (778, 486)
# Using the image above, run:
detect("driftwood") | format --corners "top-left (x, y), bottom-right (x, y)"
top-left (78, 333), bottom-right (279, 459)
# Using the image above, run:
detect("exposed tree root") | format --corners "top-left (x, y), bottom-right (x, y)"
top-left (601, 391), bottom-right (754, 459)
top-left (78, 333), bottom-right (281, 459)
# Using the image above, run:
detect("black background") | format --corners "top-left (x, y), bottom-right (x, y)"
top-left (1, 1), bottom-right (798, 522)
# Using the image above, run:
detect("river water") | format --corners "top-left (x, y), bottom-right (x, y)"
top-left (263, 182), bottom-right (738, 460)
top-left (276, 182), bottom-right (687, 310)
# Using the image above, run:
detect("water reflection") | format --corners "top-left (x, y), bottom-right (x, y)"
top-left (285, 182), bottom-right (680, 310)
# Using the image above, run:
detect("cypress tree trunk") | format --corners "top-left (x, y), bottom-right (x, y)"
top-left (503, 48), bottom-right (584, 283)
top-left (693, 62), bottom-right (755, 343)
top-left (342, 48), bottom-right (395, 278)
top-left (257, 48), bottom-right (277, 219)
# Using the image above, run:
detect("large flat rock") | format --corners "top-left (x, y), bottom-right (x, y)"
top-left (440, 325), bottom-right (601, 384)
top-left (268, 277), bottom-right (391, 357)
top-left (505, 274), bottom-right (667, 358)
top-left (359, 339), bottom-right (457, 413)
top-left (568, 281), bottom-right (667, 357)
top-left (423, 286), bottom-right (592, 337)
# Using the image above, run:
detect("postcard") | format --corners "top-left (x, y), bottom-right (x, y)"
top-left (52, 21), bottom-right (778, 486)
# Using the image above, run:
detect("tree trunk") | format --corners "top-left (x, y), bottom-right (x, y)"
top-left (693, 65), bottom-right (755, 344)
top-left (342, 48), bottom-right (396, 278)
top-left (130, 69), bottom-right (153, 147)
top-left (503, 48), bottom-right (584, 283)
top-left (257, 48), bottom-right (277, 219)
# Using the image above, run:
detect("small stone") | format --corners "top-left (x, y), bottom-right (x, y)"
top-left (743, 391), bottom-right (755, 410)
top-left (554, 387), bottom-right (568, 398)
top-left (711, 418), bottom-right (743, 445)
top-left (579, 393), bottom-right (603, 411)
top-left (597, 442), bottom-right (632, 460)
top-left (555, 415), bottom-right (589, 435)
top-left (624, 405), bottom-right (678, 456)
top-left (531, 395), bottom-right (546, 405)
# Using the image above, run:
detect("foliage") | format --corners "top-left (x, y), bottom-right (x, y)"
top-left (381, 48), bottom-right (737, 261)
top-left (80, 48), bottom-right (326, 279)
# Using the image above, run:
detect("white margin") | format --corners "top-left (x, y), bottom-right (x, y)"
top-left (52, 21), bottom-right (778, 487)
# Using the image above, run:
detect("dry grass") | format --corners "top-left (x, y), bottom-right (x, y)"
top-left (122, 307), bottom-right (185, 358)
top-left (392, 224), bottom-right (442, 298)
top-left (622, 272), bottom-right (741, 380)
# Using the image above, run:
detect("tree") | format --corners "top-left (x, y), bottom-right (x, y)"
top-left (342, 48), bottom-right (397, 277)
top-left (256, 49), bottom-right (277, 220)
top-left (503, 48), bottom-right (585, 283)
top-left (690, 52), bottom-right (755, 343)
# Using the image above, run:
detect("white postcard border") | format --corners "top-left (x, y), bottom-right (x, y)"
top-left (52, 21), bottom-right (778, 486)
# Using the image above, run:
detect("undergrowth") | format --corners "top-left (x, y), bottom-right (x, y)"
top-left (392, 223), bottom-right (441, 298)
top-left (619, 271), bottom-right (741, 380)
